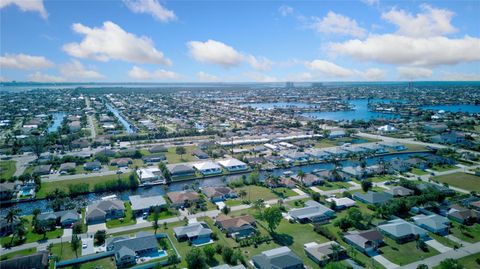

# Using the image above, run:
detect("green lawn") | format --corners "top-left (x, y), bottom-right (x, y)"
top-left (36, 173), bottom-right (133, 198)
top-left (432, 164), bottom-right (458, 172)
top-left (50, 242), bottom-right (80, 261)
top-left (234, 185), bottom-right (292, 202)
top-left (316, 181), bottom-right (352, 191)
top-left (224, 199), bottom-right (244, 207)
top-left (367, 175), bottom-right (398, 183)
top-left (106, 202), bottom-right (136, 228)
top-left (428, 232), bottom-right (460, 248)
top-left (271, 187), bottom-right (298, 198)
top-left (0, 160), bottom-right (16, 179)
top-left (403, 143), bottom-right (428, 152)
top-left (0, 248), bottom-right (36, 261)
top-left (411, 168), bottom-right (429, 176)
top-left (0, 215), bottom-right (64, 247)
top-left (146, 209), bottom-right (177, 221)
top-left (61, 257), bottom-right (116, 269)
top-left (165, 146), bottom-right (197, 164)
top-left (433, 252), bottom-right (480, 269)
top-left (380, 237), bottom-right (439, 266)
top-left (433, 172), bottom-right (480, 192)
top-left (450, 223), bottom-right (480, 243)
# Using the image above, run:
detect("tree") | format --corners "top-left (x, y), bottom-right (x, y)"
top-left (32, 208), bottom-right (41, 227)
top-left (334, 218), bottom-right (352, 232)
top-left (186, 248), bottom-right (207, 269)
top-left (31, 136), bottom-right (45, 160)
top-left (11, 218), bottom-right (28, 244)
top-left (153, 208), bottom-right (160, 234)
top-left (222, 246), bottom-right (235, 265)
top-left (176, 146), bottom-right (186, 160)
top-left (71, 234), bottom-right (81, 258)
top-left (361, 179), bottom-right (373, 193)
top-left (72, 222), bottom-right (83, 234)
top-left (222, 205), bottom-right (231, 215)
top-left (416, 264), bottom-right (429, 269)
top-left (263, 206), bottom-right (282, 234)
top-left (238, 189), bottom-right (247, 200)
top-left (203, 245), bottom-right (216, 264)
top-left (330, 243), bottom-right (343, 262)
top-left (94, 230), bottom-right (106, 245)
top-left (297, 170), bottom-right (306, 185)
top-left (6, 207), bottom-right (21, 232)
top-left (252, 199), bottom-right (265, 213)
top-left (439, 258), bottom-right (464, 269)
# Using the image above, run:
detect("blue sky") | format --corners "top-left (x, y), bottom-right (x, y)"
top-left (1, 0), bottom-right (479, 82)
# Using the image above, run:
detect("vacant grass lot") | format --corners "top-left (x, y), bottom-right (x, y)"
top-left (50, 242), bottom-right (79, 260)
top-left (411, 167), bottom-right (429, 176)
top-left (433, 172), bottom-right (480, 192)
top-left (36, 173), bottom-right (132, 198)
top-left (450, 223), bottom-right (480, 243)
top-left (165, 146), bottom-right (197, 164)
top-left (380, 237), bottom-right (439, 266)
top-left (316, 181), bottom-right (352, 191)
top-left (0, 160), bottom-right (16, 179)
top-left (61, 257), bottom-right (116, 269)
top-left (431, 164), bottom-right (458, 172)
top-left (233, 185), bottom-right (279, 201)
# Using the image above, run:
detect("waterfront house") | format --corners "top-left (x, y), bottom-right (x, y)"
top-left (173, 222), bottom-right (212, 245)
top-left (412, 214), bottom-right (450, 235)
top-left (353, 191), bottom-right (392, 205)
top-left (167, 191), bottom-right (200, 208)
top-left (380, 142), bottom-right (407, 151)
top-left (166, 163), bottom-right (196, 178)
top-left (306, 148), bottom-right (330, 160)
top-left (288, 200), bottom-right (335, 223)
top-left (215, 214), bottom-right (256, 239)
top-left (217, 158), bottom-right (248, 172)
top-left (283, 151), bottom-right (310, 163)
top-left (86, 199), bottom-right (125, 224)
top-left (378, 219), bottom-right (428, 243)
top-left (252, 246), bottom-right (303, 269)
top-left (323, 147), bottom-right (348, 158)
top-left (136, 167), bottom-right (166, 185)
top-left (193, 161), bottom-right (223, 176)
top-left (129, 195), bottom-right (167, 215)
top-left (359, 143), bottom-right (387, 154)
top-left (37, 209), bottom-right (80, 228)
top-left (343, 229), bottom-right (383, 256)
top-left (202, 186), bottom-right (237, 202)
top-left (292, 173), bottom-right (323, 186)
top-left (0, 181), bottom-right (18, 200)
top-left (304, 241), bottom-right (346, 265)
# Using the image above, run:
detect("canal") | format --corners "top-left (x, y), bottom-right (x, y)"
top-left (105, 103), bottom-right (136, 134)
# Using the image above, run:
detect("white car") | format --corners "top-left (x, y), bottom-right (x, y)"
top-left (82, 243), bottom-right (87, 249)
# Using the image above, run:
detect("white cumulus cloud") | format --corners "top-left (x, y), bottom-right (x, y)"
top-left (397, 66), bottom-right (433, 79)
top-left (63, 21), bottom-right (171, 65)
top-left (187, 40), bottom-right (244, 68)
top-left (311, 11), bottom-right (366, 38)
top-left (278, 5), bottom-right (294, 16)
top-left (306, 60), bottom-right (356, 78)
top-left (364, 68), bottom-right (386, 80)
top-left (60, 60), bottom-right (104, 80)
top-left (123, 0), bottom-right (176, 22)
top-left (329, 34), bottom-right (480, 67)
top-left (0, 0), bottom-right (48, 19)
top-left (0, 53), bottom-right (54, 70)
top-left (128, 66), bottom-right (180, 80)
top-left (197, 71), bottom-right (220, 82)
top-left (28, 72), bottom-right (65, 82)
top-left (382, 4), bottom-right (457, 37)
top-left (247, 55), bottom-right (273, 72)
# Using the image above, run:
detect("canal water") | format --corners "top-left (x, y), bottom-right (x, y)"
top-left (0, 151), bottom-right (431, 216)
top-left (47, 112), bottom-right (66, 133)
top-left (421, 104), bottom-right (480, 113)
top-left (105, 103), bottom-right (136, 134)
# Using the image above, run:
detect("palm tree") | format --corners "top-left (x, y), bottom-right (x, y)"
top-left (239, 189), bottom-right (247, 200)
top-left (297, 170), bottom-right (306, 185)
top-left (32, 208), bottom-right (41, 228)
top-left (330, 243), bottom-right (342, 262)
top-left (71, 234), bottom-right (81, 258)
top-left (6, 207), bottom-right (21, 233)
top-left (11, 218), bottom-right (28, 244)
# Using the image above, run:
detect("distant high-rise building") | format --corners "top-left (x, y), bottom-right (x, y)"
top-left (285, 81), bottom-right (294, 88)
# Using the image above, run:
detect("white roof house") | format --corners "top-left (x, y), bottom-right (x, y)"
top-left (193, 161), bottom-right (222, 175)
top-left (378, 125), bottom-right (397, 132)
top-left (136, 167), bottom-right (166, 184)
top-left (326, 197), bottom-right (356, 209)
top-left (217, 158), bottom-right (248, 172)
top-left (129, 195), bottom-right (167, 212)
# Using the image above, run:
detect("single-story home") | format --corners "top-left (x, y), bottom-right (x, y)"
top-left (378, 219), bottom-right (428, 243)
top-left (386, 186), bottom-right (414, 197)
top-left (110, 158), bottom-right (133, 167)
top-left (129, 195), bottom-right (167, 215)
top-left (0, 250), bottom-right (49, 269)
top-left (167, 191), bottom-right (200, 208)
top-left (173, 222), bottom-right (212, 245)
top-left (215, 214), bottom-right (256, 239)
top-left (149, 145), bottom-right (167, 153)
top-left (325, 197), bottom-right (356, 210)
top-left (288, 200), bottom-right (335, 223)
top-left (37, 209), bottom-right (80, 229)
top-left (192, 149), bottom-right (210, 159)
top-left (353, 191), bottom-right (393, 205)
top-left (142, 154), bottom-right (166, 163)
top-left (217, 158), bottom-right (248, 172)
top-left (84, 161), bottom-right (102, 171)
top-left (304, 241), bottom-right (346, 265)
top-left (107, 232), bottom-right (159, 267)
top-left (86, 199), bottom-right (125, 224)
top-left (33, 165), bottom-right (52, 175)
top-left (447, 205), bottom-right (480, 225)
top-left (412, 214), bottom-right (450, 235)
top-left (193, 161), bottom-right (222, 176)
top-left (166, 163), bottom-right (196, 178)
top-left (202, 186), bottom-right (237, 202)
top-left (292, 173), bottom-right (323, 186)
top-left (343, 229), bottom-right (383, 256)
top-left (136, 167), bottom-right (166, 185)
top-left (59, 162), bottom-right (76, 172)
top-left (252, 246), bottom-right (303, 269)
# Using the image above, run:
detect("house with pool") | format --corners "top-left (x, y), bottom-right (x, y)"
top-left (173, 221), bottom-right (213, 246)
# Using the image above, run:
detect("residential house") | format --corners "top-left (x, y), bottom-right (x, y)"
top-left (424, 123), bottom-right (448, 133)
top-left (193, 161), bottom-right (223, 176)
top-left (325, 197), bottom-right (356, 210)
top-left (59, 162), bottom-right (76, 173)
top-left (353, 191), bottom-right (392, 205)
top-left (447, 205), bottom-right (480, 225)
top-left (306, 149), bottom-right (330, 161)
top-left (0, 250), bottom-right (49, 269)
top-left (217, 158), bottom-right (248, 172)
top-left (129, 195), bottom-right (167, 215)
top-left (33, 165), bottom-right (51, 175)
top-left (323, 147), bottom-right (348, 158)
top-left (431, 131), bottom-right (466, 145)
top-left (288, 200), bottom-right (335, 223)
top-left (304, 241), bottom-right (346, 265)
top-left (283, 151), bottom-right (310, 163)
top-left (343, 229), bottom-right (383, 256)
top-left (149, 145), bottom-right (168, 153)
top-left (412, 214), bottom-right (451, 235)
top-left (378, 219), bottom-right (428, 243)
top-left (68, 121), bottom-right (81, 132)
top-left (329, 130), bottom-right (346, 138)
top-left (167, 191), bottom-right (200, 208)
top-left (265, 176), bottom-right (296, 188)
top-left (252, 246), bottom-right (304, 269)
top-left (386, 186), bottom-right (414, 197)
top-left (405, 158), bottom-right (428, 170)
top-left (110, 158), bottom-right (133, 167)
top-left (202, 186), bottom-right (237, 202)
top-left (142, 154), bottom-right (166, 164)
top-left (37, 209), bottom-right (80, 229)
top-left (83, 161), bottom-right (102, 171)
top-left (192, 149), bottom-right (210, 159)
top-left (136, 167), bottom-right (166, 185)
top-left (86, 199), bottom-right (125, 224)
top-left (360, 143), bottom-right (387, 154)
top-left (211, 265), bottom-right (246, 269)
top-left (380, 142), bottom-right (407, 151)
top-left (215, 214), bottom-right (256, 239)
top-left (389, 158), bottom-right (411, 173)
top-left (166, 163), bottom-right (196, 178)
top-left (0, 182), bottom-right (17, 200)
top-left (107, 232), bottom-right (159, 267)
top-left (292, 173), bottom-right (323, 186)
top-left (173, 222), bottom-right (212, 245)
top-left (315, 169), bottom-right (348, 182)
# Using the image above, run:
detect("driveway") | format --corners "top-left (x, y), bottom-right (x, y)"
top-left (81, 238), bottom-right (95, 256)
top-left (62, 228), bottom-right (72, 239)
top-left (373, 255), bottom-right (399, 269)
top-left (87, 223), bottom-right (106, 234)
top-left (292, 188), bottom-right (306, 196)
top-left (425, 239), bottom-right (452, 253)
